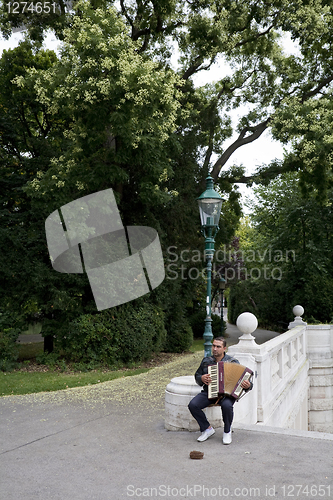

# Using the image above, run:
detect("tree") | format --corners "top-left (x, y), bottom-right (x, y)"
top-left (0, 40), bottom-right (102, 355)
top-left (228, 173), bottom-right (333, 327)
top-left (2, 1), bottom-right (333, 193)
top-left (2, 0), bottom-right (333, 361)
top-left (0, 8), bottom-right (206, 358)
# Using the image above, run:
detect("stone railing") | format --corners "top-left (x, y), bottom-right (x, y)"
top-left (227, 321), bottom-right (309, 430)
top-left (165, 308), bottom-right (333, 433)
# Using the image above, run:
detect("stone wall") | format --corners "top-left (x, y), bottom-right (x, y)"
top-left (307, 325), bottom-right (333, 433)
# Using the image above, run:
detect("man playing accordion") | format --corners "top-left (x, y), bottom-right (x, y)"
top-left (188, 336), bottom-right (252, 445)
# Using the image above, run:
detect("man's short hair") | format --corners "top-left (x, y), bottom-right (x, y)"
top-left (214, 336), bottom-right (226, 347)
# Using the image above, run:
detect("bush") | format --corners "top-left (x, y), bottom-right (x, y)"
top-left (150, 276), bottom-right (195, 353)
top-left (163, 318), bottom-right (193, 353)
top-left (228, 268), bottom-right (333, 331)
top-left (0, 328), bottom-right (20, 371)
top-left (56, 301), bottom-right (167, 366)
top-left (189, 310), bottom-right (224, 338)
top-left (0, 311), bottom-right (21, 371)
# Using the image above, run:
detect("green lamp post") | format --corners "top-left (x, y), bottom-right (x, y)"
top-left (197, 176), bottom-right (223, 357)
top-left (219, 275), bottom-right (226, 334)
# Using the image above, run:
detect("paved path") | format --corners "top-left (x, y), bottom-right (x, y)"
top-left (225, 321), bottom-right (280, 346)
top-left (1, 350), bottom-right (333, 500)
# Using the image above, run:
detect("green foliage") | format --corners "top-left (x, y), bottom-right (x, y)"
top-left (3, 0), bottom-right (333, 367)
top-left (0, 328), bottom-right (20, 371)
top-left (18, 4), bottom-right (181, 211)
top-left (151, 276), bottom-right (195, 353)
top-left (228, 279), bottom-right (290, 331)
top-left (188, 310), bottom-right (223, 339)
top-left (163, 319), bottom-right (193, 353)
top-left (55, 302), bottom-right (167, 366)
top-left (0, 312), bottom-right (21, 371)
top-left (35, 351), bottom-right (61, 369)
top-left (0, 39), bottom-right (92, 332)
top-left (228, 173), bottom-right (333, 329)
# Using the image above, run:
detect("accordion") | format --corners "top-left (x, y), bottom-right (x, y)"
top-left (208, 361), bottom-right (253, 400)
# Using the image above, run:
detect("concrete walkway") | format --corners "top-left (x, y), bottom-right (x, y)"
top-left (225, 321), bottom-right (280, 346)
top-left (1, 344), bottom-right (333, 500)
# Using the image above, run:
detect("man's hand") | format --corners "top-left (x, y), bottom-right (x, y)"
top-left (241, 380), bottom-right (251, 390)
top-left (201, 374), bottom-right (212, 385)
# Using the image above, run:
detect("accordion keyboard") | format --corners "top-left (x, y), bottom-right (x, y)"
top-left (208, 364), bottom-right (219, 399)
top-left (207, 361), bottom-right (253, 400)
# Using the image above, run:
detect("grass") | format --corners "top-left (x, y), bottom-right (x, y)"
top-left (0, 366), bottom-right (151, 397)
top-left (0, 338), bottom-right (205, 397)
top-left (190, 338), bottom-right (206, 353)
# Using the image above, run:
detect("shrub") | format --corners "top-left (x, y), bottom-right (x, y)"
top-left (163, 318), bottom-right (193, 353)
top-left (0, 311), bottom-right (21, 371)
top-left (228, 279), bottom-right (286, 328)
top-left (0, 328), bottom-right (20, 371)
top-left (56, 301), bottom-right (167, 366)
top-left (189, 310), bottom-right (224, 338)
top-left (150, 276), bottom-right (195, 353)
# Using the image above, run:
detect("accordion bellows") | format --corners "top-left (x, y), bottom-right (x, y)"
top-left (208, 361), bottom-right (253, 400)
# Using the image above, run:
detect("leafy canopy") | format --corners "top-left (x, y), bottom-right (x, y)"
top-left (2, 0), bottom-right (333, 352)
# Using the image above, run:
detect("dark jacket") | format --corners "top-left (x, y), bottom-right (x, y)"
top-left (194, 353), bottom-right (240, 391)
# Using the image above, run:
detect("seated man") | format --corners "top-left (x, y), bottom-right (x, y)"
top-left (188, 336), bottom-right (252, 445)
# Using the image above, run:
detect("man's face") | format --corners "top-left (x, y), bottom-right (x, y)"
top-left (212, 340), bottom-right (226, 358)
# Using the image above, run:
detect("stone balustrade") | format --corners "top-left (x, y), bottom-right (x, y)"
top-left (228, 325), bottom-right (309, 430)
top-left (165, 306), bottom-right (333, 434)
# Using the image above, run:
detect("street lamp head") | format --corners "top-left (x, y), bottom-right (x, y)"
top-left (219, 276), bottom-right (226, 290)
top-left (197, 176), bottom-right (223, 228)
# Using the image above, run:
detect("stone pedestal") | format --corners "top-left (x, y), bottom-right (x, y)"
top-left (164, 376), bottom-right (222, 431)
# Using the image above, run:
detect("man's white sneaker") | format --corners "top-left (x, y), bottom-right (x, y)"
top-left (197, 427), bottom-right (215, 442)
top-left (223, 431), bottom-right (232, 445)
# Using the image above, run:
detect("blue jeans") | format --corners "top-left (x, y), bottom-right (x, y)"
top-left (188, 391), bottom-right (235, 433)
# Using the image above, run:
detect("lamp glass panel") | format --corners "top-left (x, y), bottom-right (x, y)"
top-left (198, 199), bottom-right (222, 226)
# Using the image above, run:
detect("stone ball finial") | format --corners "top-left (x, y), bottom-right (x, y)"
top-left (236, 312), bottom-right (258, 335)
top-left (288, 305), bottom-right (306, 329)
top-left (293, 305), bottom-right (304, 317)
